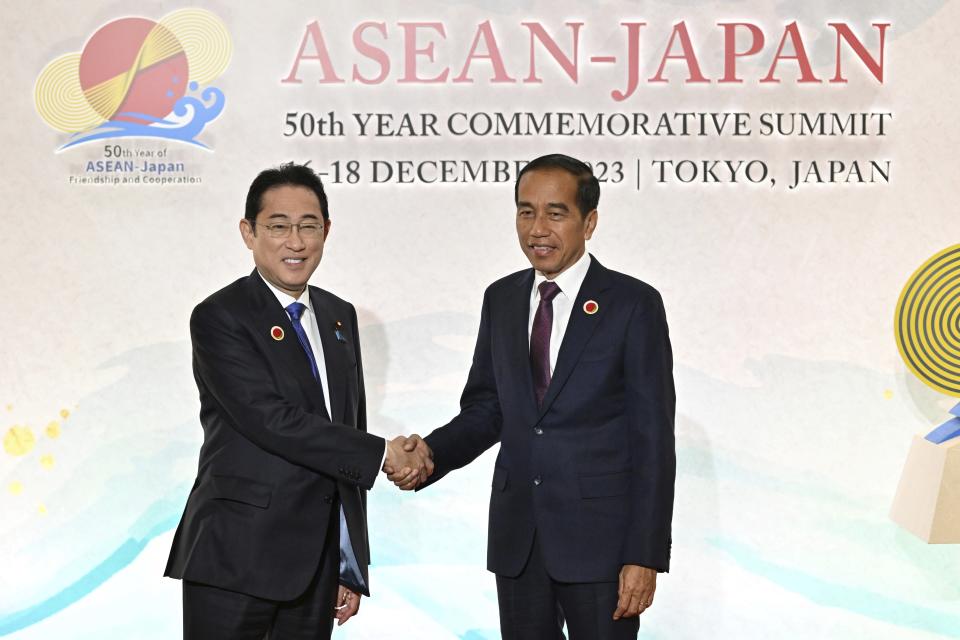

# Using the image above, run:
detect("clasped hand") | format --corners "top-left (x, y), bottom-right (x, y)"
top-left (381, 434), bottom-right (434, 490)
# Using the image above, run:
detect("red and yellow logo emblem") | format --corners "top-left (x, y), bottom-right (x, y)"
top-left (35, 9), bottom-right (231, 145)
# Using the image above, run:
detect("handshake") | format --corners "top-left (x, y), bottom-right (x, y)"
top-left (381, 434), bottom-right (434, 490)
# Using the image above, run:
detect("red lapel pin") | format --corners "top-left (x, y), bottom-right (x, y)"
top-left (271, 326), bottom-right (284, 341)
top-left (583, 300), bottom-right (599, 315)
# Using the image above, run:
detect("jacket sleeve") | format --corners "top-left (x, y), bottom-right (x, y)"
top-left (420, 288), bottom-right (503, 488)
top-left (620, 290), bottom-right (676, 572)
top-left (191, 299), bottom-right (385, 489)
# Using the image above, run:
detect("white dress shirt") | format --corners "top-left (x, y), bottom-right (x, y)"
top-left (528, 251), bottom-right (592, 374)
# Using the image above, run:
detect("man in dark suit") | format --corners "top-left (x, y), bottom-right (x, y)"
top-left (165, 162), bottom-right (431, 639)
top-left (398, 154), bottom-right (676, 639)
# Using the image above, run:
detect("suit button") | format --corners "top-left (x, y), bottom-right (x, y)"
top-left (323, 495), bottom-right (333, 504)
top-left (533, 476), bottom-right (542, 486)
top-left (534, 426), bottom-right (543, 435)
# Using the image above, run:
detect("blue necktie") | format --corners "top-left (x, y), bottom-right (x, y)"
top-left (285, 302), bottom-right (322, 391)
top-left (284, 301), bottom-right (366, 591)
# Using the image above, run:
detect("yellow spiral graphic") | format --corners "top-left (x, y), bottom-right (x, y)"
top-left (34, 54), bottom-right (104, 133)
top-left (895, 244), bottom-right (960, 396)
top-left (161, 9), bottom-right (232, 86)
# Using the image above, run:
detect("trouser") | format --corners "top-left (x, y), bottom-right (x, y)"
top-left (182, 505), bottom-right (340, 640)
top-left (496, 533), bottom-right (641, 640)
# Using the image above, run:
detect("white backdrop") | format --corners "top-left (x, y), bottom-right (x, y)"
top-left (2, 1), bottom-right (959, 638)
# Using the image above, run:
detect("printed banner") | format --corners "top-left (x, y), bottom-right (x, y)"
top-left (2, 1), bottom-right (958, 638)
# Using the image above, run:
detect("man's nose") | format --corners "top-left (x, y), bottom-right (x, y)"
top-left (530, 213), bottom-right (549, 236)
top-left (285, 226), bottom-right (307, 249)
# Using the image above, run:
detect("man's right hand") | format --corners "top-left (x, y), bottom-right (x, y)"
top-left (382, 434), bottom-right (434, 490)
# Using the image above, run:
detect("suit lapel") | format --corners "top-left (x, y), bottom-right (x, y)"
top-left (537, 257), bottom-right (613, 420)
top-left (246, 272), bottom-right (328, 416)
top-left (311, 288), bottom-right (346, 424)
top-left (504, 270), bottom-right (540, 420)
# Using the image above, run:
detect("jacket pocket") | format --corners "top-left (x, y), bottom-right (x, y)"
top-left (492, 465), bottom-right (508, 491)
top-left (211, 474), bottom-right (272, 508)
top-left (578, 470), bottom-right (629, 498)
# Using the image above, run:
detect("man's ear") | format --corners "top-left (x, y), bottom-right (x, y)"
top-left (323, 218), bottom-right (332, 240)
top-left (240, 218), bottom-right (256, 249)
top-left (583, 209), bottom-right (598, 241)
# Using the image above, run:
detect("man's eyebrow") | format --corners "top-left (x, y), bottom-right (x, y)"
top-left (264, 213), bottom-right (321, 220)
top-left (516, 201), bottom-right (570, 211)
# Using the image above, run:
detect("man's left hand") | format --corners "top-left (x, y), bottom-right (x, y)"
top-left (613, 564), bottom-right (656, 620)
top-left (334, 585), bottom-right (361, 626)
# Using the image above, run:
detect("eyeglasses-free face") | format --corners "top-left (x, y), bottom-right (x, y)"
top-left (516, 169), bottom-right (597, 279)
top-left (240, 185), bottom-right (331, 298)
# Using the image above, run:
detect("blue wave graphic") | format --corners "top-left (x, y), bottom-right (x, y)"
top-left (59, 85), bottom-right (225, 151)
top-left (0, 503), bottom-right (183, 636)
top-left (7, 329), bottom-right (959, 637)
top-left (711, 537), bottom-right (960, 638)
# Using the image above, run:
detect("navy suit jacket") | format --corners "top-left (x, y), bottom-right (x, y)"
top-left (164, 271), bottom-right (384, 600)
top-left (423, 256), bottom-right (676, 581)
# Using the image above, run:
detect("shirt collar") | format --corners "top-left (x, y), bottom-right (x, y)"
top-left (257, 270), bottom-right (313, 315)
top-left (533, 251), bottom-right (592, 301)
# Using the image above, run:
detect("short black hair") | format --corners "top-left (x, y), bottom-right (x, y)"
top-left (245, 162), bottom-right (329, 226)
top-left (514, 154), bottom-right (600, 216)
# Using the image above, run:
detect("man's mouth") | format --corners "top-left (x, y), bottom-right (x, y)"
top-left (283, 258), bottom-right (305, 265)
top-left (529, 243), bottom-right (556, 257)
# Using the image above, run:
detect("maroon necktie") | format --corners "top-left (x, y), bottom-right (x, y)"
top-left (530, 280), bottom-right (561, 406)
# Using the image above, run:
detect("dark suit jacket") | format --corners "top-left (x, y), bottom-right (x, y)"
top-left (164, 271), bottom-right (385, 600)
top-left (423, 256), bottom-right (675, 581)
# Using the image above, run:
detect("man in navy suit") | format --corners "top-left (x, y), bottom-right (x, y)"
top-left (165, 163), bottom-right (431, 639)
top-left (397, 154), bottom-right (676, 639)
